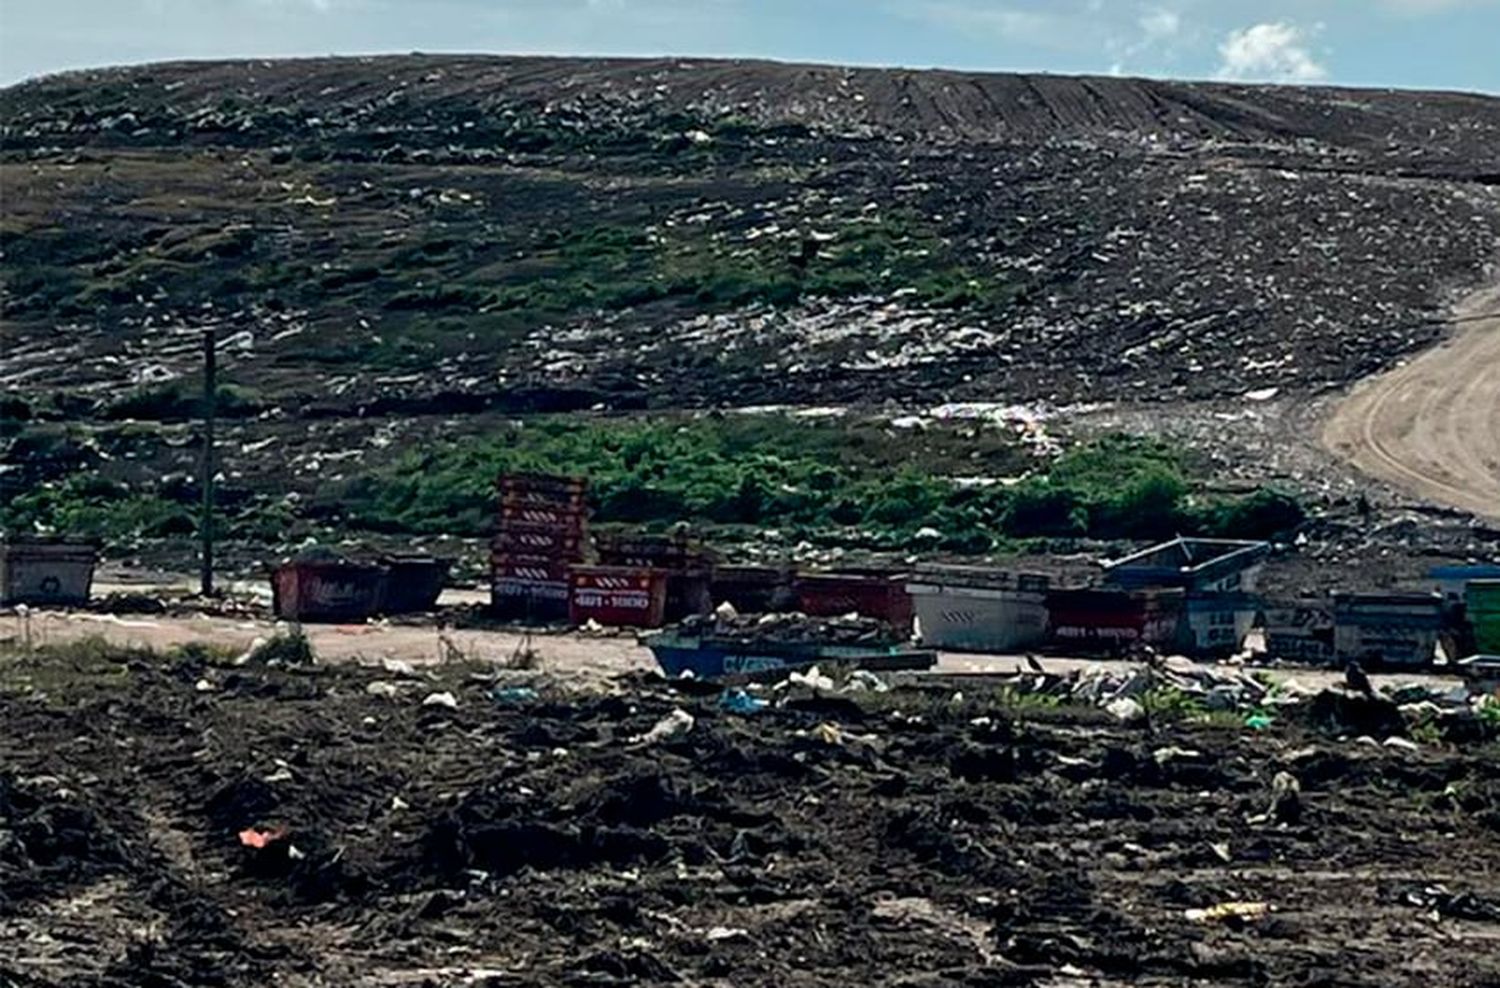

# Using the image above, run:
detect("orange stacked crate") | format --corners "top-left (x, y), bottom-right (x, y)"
top-left (491, 473), bottom-right (589, 622)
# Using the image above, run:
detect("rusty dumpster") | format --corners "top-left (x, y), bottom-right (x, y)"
top-left (272, 560), bottom-right (388, 623)
top-left (1045, 588), bottom-right (1185, 655)
top-left (0, 540), bottom-right (98, 607)
top-left (795, 571), bottom-right (914, 635)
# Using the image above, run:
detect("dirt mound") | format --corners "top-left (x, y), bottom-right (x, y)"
top-left (1, 644), bottom-right (1499, 985)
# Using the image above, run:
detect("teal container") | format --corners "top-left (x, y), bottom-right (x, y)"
top-left (1468, 580), bottom-right (1500, 653)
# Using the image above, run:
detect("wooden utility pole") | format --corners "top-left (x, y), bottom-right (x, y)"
top-left (199, 329), bottom-right (217, 597)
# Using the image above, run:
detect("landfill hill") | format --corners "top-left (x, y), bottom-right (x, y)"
top-left (3, 54), bottom-right (1500, 415)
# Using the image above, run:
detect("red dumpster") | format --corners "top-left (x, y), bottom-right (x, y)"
top-left (272, 560), bottom-right (388, 623)
top-left (569, 565), bottom-right (669, 628)
top-left (1045, 588), bottom-right (1185, 654)
top-left (711, 564), bottom-right (797, 614)
top-left (795, 572), bottom-right (914, 634)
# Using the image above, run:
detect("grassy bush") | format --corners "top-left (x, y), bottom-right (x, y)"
top-left (332, 417), bottom-right (1304, 549)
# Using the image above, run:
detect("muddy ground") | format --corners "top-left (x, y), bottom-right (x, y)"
top-left (2, 644), bottom-right (1498, 987)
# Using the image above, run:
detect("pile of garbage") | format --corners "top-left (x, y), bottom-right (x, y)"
top-left (675, 609), bottom-right (899, 646)
top-left (986, 655), bottom-right (1498, 737)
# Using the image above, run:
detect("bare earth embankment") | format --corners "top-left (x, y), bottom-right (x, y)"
top-left (1325, 279), bottom-right (1500, 521)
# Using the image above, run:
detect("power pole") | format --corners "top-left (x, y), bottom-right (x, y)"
top-left (200, 329), bottom-right (217, 597)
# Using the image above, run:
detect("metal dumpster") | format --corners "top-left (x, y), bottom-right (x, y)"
top-left (569, 565), bottom-right (669, 628)
top-left (1333, 592), bottom-right (1443, 669)
top-left (379, 555), bottom-right (450, 615)
top-left (1181, 592), bottom-right (1260, 659)
top-left (907, 568), bottom-right (1050, 653)
top-left (1045, 588), bottom-right (1185, 655)
top-left (1263, 601), bottom-right (1335, 664)
top-left (272, 559), bottom-right (388, 623)
top-left (0, 540), bottom-right (97, 606)
top-left (711, 564), bottom-right (797, 614)
top-left (795, 571), bottom-right (914, 634)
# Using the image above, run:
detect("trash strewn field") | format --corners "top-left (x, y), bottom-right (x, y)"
top-left (3, 640), bottom-right (1498, 986)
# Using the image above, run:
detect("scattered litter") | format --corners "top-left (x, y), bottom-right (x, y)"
top-left (788, 666), bottom-right (837, 693)
top-left (1107, 697), bottom-right (1146, 724)
top-left (366, 681), bottom-right (401, 698)
top-left (634, 709), bottom-right (695, 744)
top-left (491, 685), bottom-right (540, 704)
top-left (421, 691), bottom-right (459, 710)
top-left (238, 826), bottom-right (288, 849)
top-left (1268, 771), bottom-right (1302, 825)
top-left (719, 688), bottom-right (768, 715)
top-left (1185, 901), bottom-right (1269, 924)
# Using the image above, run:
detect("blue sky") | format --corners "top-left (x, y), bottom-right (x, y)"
top-left (2, 0), bottom-right (1496, 92)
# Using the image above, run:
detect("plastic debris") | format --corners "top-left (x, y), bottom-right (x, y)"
top-left (1185, 901), bottom-right (1269, 924)
top-left (788, 665), bottom-right (837, 692)
top-left (1107, 697), bottom-right (1146, 724)
top-left (238, 825), bottom-right (288, 849)
top-left (421, 691), bottom-right (459, 710)
top-left (1268, 771), bottom-right (1302, 824)
top-left (491, 685), bottom-right (540, 704)
top-left (635, 708), bottom-right (695, 744)
top-left (719, 688), bottom-right (769, 715)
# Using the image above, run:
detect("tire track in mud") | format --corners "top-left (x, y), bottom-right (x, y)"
top-left (1323, 279), bottom-right (1500, 521)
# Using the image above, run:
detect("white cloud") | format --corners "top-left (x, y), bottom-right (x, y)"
top-left (1218, 22), bottom-right (1327, 82)
top-left (1138, 8), bottom-right (1179, 39)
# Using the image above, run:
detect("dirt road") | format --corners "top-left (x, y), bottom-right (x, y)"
top-left (1, 607), bottom-right (1463, 693)
top-left (1324, 278), bottom-right (1500, 520)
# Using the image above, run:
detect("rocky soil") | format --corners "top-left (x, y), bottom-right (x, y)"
top-left (2, 646), bottom-right (1500, 986)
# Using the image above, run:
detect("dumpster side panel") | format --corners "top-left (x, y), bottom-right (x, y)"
top-left (908, 582), bottom-right (1048, 652)
top-left (711, 565), bottom-right (796, 614)
top-left (380, 557), bottom-right (450, 614)
top-left (0, 543), bottom-right (97, 606)
top-left (1333, 592), bottom-right (1443, 668)
top-left (795, 574), bottom-right (914, 633)
top-left (1264, 603), bottom-right (1335, 664)
top-left (273, 561), bottom-right (387, 623)
top-left (1181, 593), bottom-right (1259, 658)
top-left (1046, 589), bottom-right (1184, 653)
top-left (569, 566), bottom-right (668, 628)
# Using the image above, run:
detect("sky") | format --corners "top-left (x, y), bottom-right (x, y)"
top-left (1, 0), bottom-right (1497, 92)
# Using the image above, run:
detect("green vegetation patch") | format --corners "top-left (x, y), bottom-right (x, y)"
top-left (331, 416), bottom-right (1304, 550)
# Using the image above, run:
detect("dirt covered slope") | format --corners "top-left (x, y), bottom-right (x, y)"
top-left (3, 55), bottom-right (1500, 414)
top-left (2, 647), bottom-right (1499, 986)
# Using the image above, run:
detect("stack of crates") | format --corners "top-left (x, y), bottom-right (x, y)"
top-left (491, 473), bottom-right (589, 622)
